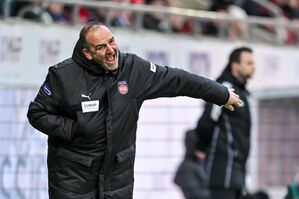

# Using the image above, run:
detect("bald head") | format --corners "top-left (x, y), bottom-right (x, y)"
top-left (80, 22), bottom-right (106, 50)
top-left (80, 22), bottom-right (119, 71)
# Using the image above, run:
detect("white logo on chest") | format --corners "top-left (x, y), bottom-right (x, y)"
top-left (81, 100), bottom-right (99, 113)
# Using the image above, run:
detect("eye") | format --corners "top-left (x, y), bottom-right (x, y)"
top-left (109, 38), bottom-right (115, 44)
top-left (96, 45), bottom-right (104, 51)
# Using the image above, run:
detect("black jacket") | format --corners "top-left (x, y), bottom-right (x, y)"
top-left (195, 67), bottom-right (251, 190)
top-left (174, 130), bottom-right (210, 199)
top-left (27, 39), bottom-right (229, 199)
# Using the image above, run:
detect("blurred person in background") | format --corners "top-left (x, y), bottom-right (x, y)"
top-left (110, 0), bottom-right (133, 28)
top-left (195, 47), bottom-right (255, 199)
top-left (130, 0), bottom-right (144, 3)
top-left (172, 16), bottom-right (196, 34)
top-left (27, 22), bottom-right (241, 199)
top-left (227, 5), bottom-right (248, 40)
top-left (284, 172), bottom-right (299, 199)
top-left (280, 0), bottom-right (299, 45)
top-left (202, 0), bottom-right (232, 37)
top-left (13, 0), bottom-right (53, 23)
top-left (88, 7), bottom-right (106, 24)
top-left (241, 0), bottom-right (299, 45)
top-left (202, 1), bottom-right (248, 40)
top-left (143, 0), bottom-right (174, 32)
top-left (174, 129), bottom-right (210, 199)
top-left (10, 0), bottom-right (36, 16)
top-left (46, 3), bottom-right (67, 24)
top-left (109, 0), bottom-right (146, 28)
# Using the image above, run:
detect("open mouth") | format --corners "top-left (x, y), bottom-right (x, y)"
top-left (106, 54), bottom-right (116, 65)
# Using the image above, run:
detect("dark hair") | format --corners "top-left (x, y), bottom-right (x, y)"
top-left (79, 21), bottom-right (104, 50)
top-left (229, 47), bottom-right (252, 64)
top-left (227, 46), bottom-right (252, 71)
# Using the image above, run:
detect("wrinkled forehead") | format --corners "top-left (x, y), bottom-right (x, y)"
top-left (86, 26), bottom-right (113, 45)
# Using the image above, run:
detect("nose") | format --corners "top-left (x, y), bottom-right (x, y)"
top-left (106, 44), bottom-right (113, 54)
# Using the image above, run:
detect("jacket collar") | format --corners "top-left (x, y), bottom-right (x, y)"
top-left (217, 66), bottom-right (247, 91)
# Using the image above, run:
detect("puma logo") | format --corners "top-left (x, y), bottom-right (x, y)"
top-left (81, 93), bottom-right (91, 100)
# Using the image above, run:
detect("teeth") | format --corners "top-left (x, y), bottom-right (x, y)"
top-left (107, 56), bottom-right (115, 61)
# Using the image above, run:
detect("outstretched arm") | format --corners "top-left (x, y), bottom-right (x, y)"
top-left (135, 56), bottom-right (240, 109)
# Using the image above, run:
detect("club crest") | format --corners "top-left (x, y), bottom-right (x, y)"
top-left (117, 81), bottom-right (128, 95)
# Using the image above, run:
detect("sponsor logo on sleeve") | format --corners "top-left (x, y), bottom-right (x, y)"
top-left (42, 84), bottom-right (52, 96)
top-left (150, 62), bottom-right (156, 73)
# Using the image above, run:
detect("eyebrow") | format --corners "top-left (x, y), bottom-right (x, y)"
top-left (94, 36), bottom-right (114, 49)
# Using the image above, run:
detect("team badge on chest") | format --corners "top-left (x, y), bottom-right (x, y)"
top-left (117, 81), bottom-right (129, 95)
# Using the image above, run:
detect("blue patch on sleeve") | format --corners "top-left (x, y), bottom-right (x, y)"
top-left (42, 85), bottom-right (52, 96)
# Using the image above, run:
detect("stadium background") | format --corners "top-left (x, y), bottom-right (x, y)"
top-left (1, 0), bottom-right (299, 199)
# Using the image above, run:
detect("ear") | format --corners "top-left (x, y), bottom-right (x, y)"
top-left (82, 48), bottom-right (92, 60)
top-left (231, 62), bottom-right (238, 72)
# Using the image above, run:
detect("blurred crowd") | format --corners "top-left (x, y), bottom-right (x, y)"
top-left (0, 0), bottom-right (299, 44)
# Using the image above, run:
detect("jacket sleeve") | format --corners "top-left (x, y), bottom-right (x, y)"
top-left (27, 67), bottom-right (76, 142)
top-left (136, 56), bottom-right (229, 105)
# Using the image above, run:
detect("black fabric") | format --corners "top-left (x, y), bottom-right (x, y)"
top-left (49, 181), bottom-right (99, 199)
top-left (28, 39), bottom-right (230, 198)
top-left (174, 130), bottom-right (210, 199)
top-left (210, 188), bottom-right (241, 199)
top-left (195, 67), bottom-right (251, 191)
top-left (242, 190), bottom-right (270, 199)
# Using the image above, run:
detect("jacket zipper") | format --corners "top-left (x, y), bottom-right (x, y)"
top-left (99, 70), bottom-right (112, 196)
